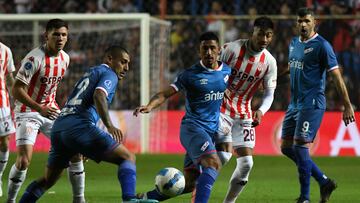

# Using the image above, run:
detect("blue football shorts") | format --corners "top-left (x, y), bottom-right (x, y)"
top-left (180, 120), bottom-right (217, 169)
top-left (48, 117), bottom-right (119, 168)
top-left (281, 108), bottom-right (325, 143)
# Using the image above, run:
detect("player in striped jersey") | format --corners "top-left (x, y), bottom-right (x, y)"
top-left (0, 42), bottom-right (16, 197)
top-left (7, 19), bottom-right (86, 203)
top-left (216, 17), bottom-right (277, 203)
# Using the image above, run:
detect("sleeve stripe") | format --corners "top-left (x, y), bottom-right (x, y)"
top-left (95, 87), bottom-right (109, 96)
top-left (328, 66), bottom-right (339, 72)
top-left (170, 84), bottom-right (179, 92)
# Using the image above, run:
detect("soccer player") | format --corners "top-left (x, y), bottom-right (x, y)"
top-left (280, 8), bottom-right (355, 203)
top-left (216, 16), bottom-right (277, 203)
top-left (133, 32), bottom-right (231, 203)
top-left (0, 42), bottom-right (16, 197)
top-left (19, 45), bottom-right (158, 203)
top-left (7, 19), bottom-right (86, 203)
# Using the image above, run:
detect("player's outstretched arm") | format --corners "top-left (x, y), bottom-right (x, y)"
top-left (133, 86), bottom-right (177, 116)
top-left (330, 68), bottom-right (356, 125)
top-left (5, 72), bottom-right (15, 95)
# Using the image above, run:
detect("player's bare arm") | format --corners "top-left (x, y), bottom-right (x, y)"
top-left (329, 68), bottom-right (356, 125)
top-left (5, 72), bottom-right (15, 94)
top-left (133, 86), bottom-right (177, 116)
top-left (93, 89), bottom-right (123, 142)
top-left (12, 79), bottom-right (59, 119)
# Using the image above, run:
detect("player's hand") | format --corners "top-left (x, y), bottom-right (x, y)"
top-left (133, 105), bottom-right (151, 117)
top-left (108, 126), bottom-right (124, 143)
top-left (39, 106), bottom-right (59, 120)
top-left (224, 89), bottom-right (231, 100)
top-left (252, 110), bottom-right (263, 127)
top-left (343, 106), bottom-right (355, 126)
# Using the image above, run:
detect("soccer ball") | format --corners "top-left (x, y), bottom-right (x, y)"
top-left (155, 167), bottom-right (185, 197)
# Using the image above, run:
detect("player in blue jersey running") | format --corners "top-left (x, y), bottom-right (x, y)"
top-left (280, 8), bottom-right (355, 203)
top-left (133, 32), bottom-right (231, 203)
top-left (18, 45), bottom-right (158, 203)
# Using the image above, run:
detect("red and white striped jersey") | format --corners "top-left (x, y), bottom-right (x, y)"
top-left (0, 42), bottom-right (15, 108)
top-left (220, 39), bottom-right (277, 119)
top-left (14, 46), bottom-right (70, 113)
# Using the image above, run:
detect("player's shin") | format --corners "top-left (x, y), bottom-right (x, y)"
top-left (0, 149), bottom-right (9, 196)
top-left (118, 160), bottom-right (137, 200)
top-left (194, 167), bottom-right (218, 203)
top-left (223, 156), bottom-right (253, 203)
top-left (293, 145), bottom-right (312, 200)
top-left (67, 160), bottom-right (85, 203)
top-left (19, 180), bottom-right (45, 203)
top-left (7, 164), bottom-right (28, 202)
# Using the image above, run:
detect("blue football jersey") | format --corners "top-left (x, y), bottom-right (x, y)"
top-left (59, 64), bottom-right (118, 123)
top-left (172, 61), bottom-right (231, 133)
top-left (288, 33), bottom-right (338, 110)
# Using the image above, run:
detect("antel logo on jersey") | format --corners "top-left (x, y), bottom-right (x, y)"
top-left (204, 91), bottom-right (224, 101)
top-left (40, 76), bottom-right (63, 84)
top-left (289, 59), bottom-right (304, 70)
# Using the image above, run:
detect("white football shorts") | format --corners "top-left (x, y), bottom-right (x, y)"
top-left (216, 113), bottom-right (256, 149)
top-left (0, 106), bottom-right (15, 136)
top-left (15, 112), bottom-right (54, 146)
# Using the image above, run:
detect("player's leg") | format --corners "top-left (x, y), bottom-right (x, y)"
top-left (41, 117), bottom-right (86, 203)
top-left (293, 109), bottom-right (333, 202)
top-left (0, 107), bottom-right (16, 197)
top-left (19, 133), bottom-right (72, 203)
top-left (7, 113), bottom-right (40, 202)
top-left (0, 135), bottom-right (10, 197)
top-left (223, 119), bottom-right (254, 203)
top-left (215, 113), bottom-right (233, 166)
top-left (68, 154), bottom-right (85, 203)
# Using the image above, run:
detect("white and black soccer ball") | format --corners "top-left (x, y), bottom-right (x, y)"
top-left (155, 167), bottom-right (185, 197)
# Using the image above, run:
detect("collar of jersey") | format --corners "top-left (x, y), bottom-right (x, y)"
top-left (200, 60), bottom-right (223, 71)
top-left (298, 33), bottom-right (318, 43)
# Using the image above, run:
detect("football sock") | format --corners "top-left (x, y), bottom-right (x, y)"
top-left (282, 147), bottom-right (328, 186)
top-left (194, 167), bottom-right (218, 203)
top-left (19, 181), bottom-right (45, 203)
top-left (0, 150), bottom-right (9, 180)
top-left (217, 151), bottom-right (232, 166)
top-left (118, 160), bottom-right (136, 200)
top-left (7, 164), bottom-right (28, 201)
top-left (294, 145), bottom-right (311, 200)
top-left (67, 160), bottom-right (85, 200)
top-left (223, 156), bottom-right (253, 203)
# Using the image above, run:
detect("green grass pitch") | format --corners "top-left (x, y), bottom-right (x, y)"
top-left (1, 153), bottom-right (359, 203)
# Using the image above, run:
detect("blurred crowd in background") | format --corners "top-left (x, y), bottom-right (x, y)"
top-left (0, 0), bottom-right (359, 111)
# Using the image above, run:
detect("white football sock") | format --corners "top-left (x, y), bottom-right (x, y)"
top-left (0, 150), bottom-right (9, 196)
top-left (217, 151), bottom-right (232, 166)
top-left (67, 160), bottom-right (85, 202)
top-left (223, 156), bottom-right (253, 203)
top-left (7, 164), bottom-right (27, 201)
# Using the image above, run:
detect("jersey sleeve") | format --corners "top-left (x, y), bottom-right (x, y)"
top-left (219, 43), bottom-right (232, 64)
top-left (320, 41), bottom-right (338, 72)
top-left (263, 57), bottom-right (277, 89)
top-left (95, 70), bottom-right (118, 97)
top-left (5, 47), bottom-right (15, 74)
top-left (170, 70), bottom-right (187, 92)
top-left (16, 54), bottom-right (40, 85)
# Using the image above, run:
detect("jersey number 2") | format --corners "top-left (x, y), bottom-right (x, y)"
top-left (67, 78), bottom-right (90, 105)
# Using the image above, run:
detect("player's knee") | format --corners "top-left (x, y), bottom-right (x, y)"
top-left (16, 156), bottom-right (31, 170)
top-left (0, 136), bottom-right (9, 151)
top-left (217, 151), bottom-right (232, 166)
top-left (121, 151), bottom-right (136, 163)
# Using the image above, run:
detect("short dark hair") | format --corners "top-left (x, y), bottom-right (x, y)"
top-left (199, 32), bottom-right (219, 43)
top-left (254, 16), bottom-right (274, 30)
top-left (297, 7), bottom-right (315, 17)
top-left (46, 19), bottom-right (68, 32)
top-left (104, 45), bottom-right (129, 57)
